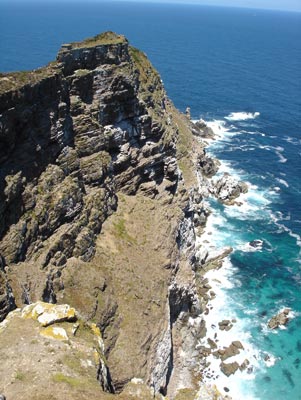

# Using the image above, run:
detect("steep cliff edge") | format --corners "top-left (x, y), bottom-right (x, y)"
top-left (0, 32), bottom-right (226, 400)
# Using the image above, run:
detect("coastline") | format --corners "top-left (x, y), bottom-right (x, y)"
top-left (191, 116), bottom-right (264, 400)
top-left (191, 114), bottom-right (301, 400)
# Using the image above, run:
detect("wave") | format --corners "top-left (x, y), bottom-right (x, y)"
top-left (275, 178), bottom-right (289, 188)
top-left (272, 216), bottom-right (301, 253)
top-left (257, 144), bottom-right (287, 163)
top-left (225, 112), bottom-right (260, 121)
top-left (205, 119), bottom-right (232, 139)
top-left (283, 136), bottom-right (301, 145)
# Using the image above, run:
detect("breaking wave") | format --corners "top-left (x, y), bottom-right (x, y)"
top-left (225, 112), bottom-right (260, 121)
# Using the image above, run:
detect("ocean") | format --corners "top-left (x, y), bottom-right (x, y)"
top-left (0, 1), bottom-right (300, 399)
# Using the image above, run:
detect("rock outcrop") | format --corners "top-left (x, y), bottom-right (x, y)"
top-left (213, 173), bottom-right (248, 204)
top-left (268, 308), bottom-right (291, 329)
top-left (0, 32), bottom-right (233, 400)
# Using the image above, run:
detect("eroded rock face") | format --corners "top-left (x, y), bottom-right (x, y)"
top-left (0, 31), bottom-right (216, 400)
top-left (197, 149), bottom-right (220, 178)
top-left (0, 32), bottom-right (180, 309)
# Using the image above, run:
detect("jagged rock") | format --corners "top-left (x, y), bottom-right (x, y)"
top-left (197, 149), bottom-right (220, 178)
top-left (232, 340), bottom-right (244, 349)
top-left (218, 341), bottom-right (244, 361)
top-left (207, 338), bottom-right (217, 349)
top-left (220, 361), bottom-right (240, 377)
top-left (214, 173), bottom-right (248, 204)
top-left (249, 239), bottom-right (263, 249)
top-left (0, 302), bottom-right (114, 399)
top-left (40, 325), bottom-right (69, 340)
top-left (268, 308), bottom-right (291, 329)
top-left (239, 358), bottom-right (250, 371)
top-left (0, 31), bottom-right (218, 399)
top-left (192, 119), bottom-right (215, 139)
top-left (218, 319), bottom-right (233, 331)
top-left (0, 271), bottom-right (16, 322)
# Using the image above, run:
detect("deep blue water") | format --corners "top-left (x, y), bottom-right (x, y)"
top-left (0, 2), bottom-right (300, 399)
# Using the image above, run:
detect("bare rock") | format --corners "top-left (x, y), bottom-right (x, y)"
top-left (214, 173), bottom-right (248, 203)
top-left (192, 119), bottom-right (215, 139)
top-left (218, 319), bottom-right (233, 331)
top-left (220, 361), bottom-right (240, 377)
top-left (268, 308), bottom-right (291, 329)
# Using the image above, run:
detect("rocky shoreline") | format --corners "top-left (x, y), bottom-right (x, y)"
top-left (186, 119), bottom-right (254, 399)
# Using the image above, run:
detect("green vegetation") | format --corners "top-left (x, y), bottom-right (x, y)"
top-left (15, 370), bottom-right (26, 381)
top-left (0, 64), bottom-right (59, 95)
top-left (129, 46), bottom-right (144, 65)
top-left (52, 372), bottom-right (82, 387)
top-left (70, 31), bottom-right (126, 49)
top-left (113, 218), bottom-right (136, 244)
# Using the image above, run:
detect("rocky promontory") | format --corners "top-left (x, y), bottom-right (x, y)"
top-left (0, 32), bottom-right (241, 400)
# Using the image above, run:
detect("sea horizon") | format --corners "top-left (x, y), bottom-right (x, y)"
top-left (0, 1), bottom-right (300, 399)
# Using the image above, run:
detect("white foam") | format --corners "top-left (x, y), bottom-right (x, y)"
top-left (276, 151), bottom-right (287, 163)
top-left (263, 353), bottom-right (280, 367)
top-left (257, 144), bottom-right (287, 163)
top-left (198, 258), bottom-right (262, 400)
top-left (225, 112), bottom-right (260, 121)
top-left (205, 120), bottom-right (233, 140)
top-left (283, 136), bottom-right (301, 145)
top-left (271, 215), bottom-right (301, 252)
top-left (238, 240), bottom-right (263, 253)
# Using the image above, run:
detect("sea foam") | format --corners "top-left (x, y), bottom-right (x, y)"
top-left (225, 112), bottom-right (260, 121)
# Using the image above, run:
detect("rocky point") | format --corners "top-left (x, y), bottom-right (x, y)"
top-left (0, 31), bottom-right (244, 400)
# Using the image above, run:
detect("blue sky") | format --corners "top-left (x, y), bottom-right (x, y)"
top-left (5, 0), bottom-right (301, 12)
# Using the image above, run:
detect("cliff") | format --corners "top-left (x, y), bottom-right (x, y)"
top-left (0, 32), bottom-right (230, 400)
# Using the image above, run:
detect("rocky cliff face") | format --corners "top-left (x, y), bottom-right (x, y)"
top-left (0, 32), bottom-right (226, 400)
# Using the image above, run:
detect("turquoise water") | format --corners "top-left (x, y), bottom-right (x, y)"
top-left (0, 2), bottom-right (300, 398)
top-left (203, 117), bottom-right (301, 399)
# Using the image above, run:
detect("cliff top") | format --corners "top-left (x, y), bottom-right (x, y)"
top-left (64, 31), bottom-right (127, 49)
top-left (0, 64), bottom-right (58, 95)
top-left (0, 31), bottom-right (127, 95)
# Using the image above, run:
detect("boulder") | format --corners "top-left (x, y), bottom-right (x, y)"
top-left (214, 173), bottom-right (248, 203)
top-left (207, 338), bottom-right (217, 349)
top-left (218, 319), bottom-right (233, 331)
top-left (40, 326), bottom-right (68, 341)
top-left (192, 119), bottom-right (215, 139)
top-left (21, 301), bottom-right (76, 326)
top-left (268, 308), bottom-right (291, 329)
top-left (220, 341), bottom-right (243, 361)
top-left (220, 361), bottom-right (239, 377)
top-left (239, 359), bottom-right (250, 371)
top-left (197, 149), bottom-right (219, 178)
